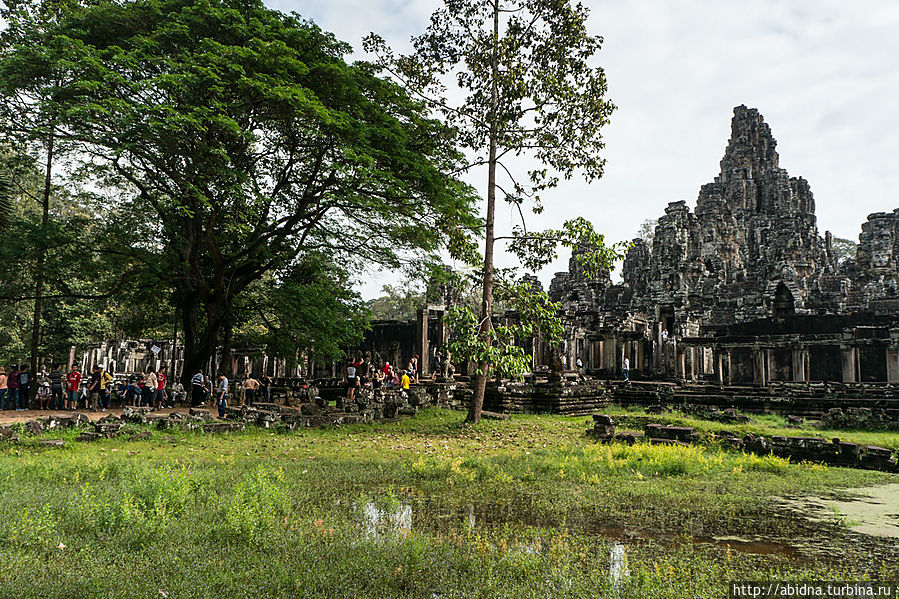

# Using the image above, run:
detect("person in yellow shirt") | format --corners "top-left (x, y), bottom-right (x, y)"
top-left (400, 371), bottom-right (411, 390)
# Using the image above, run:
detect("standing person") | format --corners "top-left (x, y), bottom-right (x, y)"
top-left (433, 352), bottom-right (442, 377)
top-left (576, 357), bottom-right (585, 382)
top-left (17, 365), bottom-right (31, 410)
top-left (243, 374), bottom-right (258, 406)
top-left (145, 367), bottom-right (158, 408)
top-left (155, 366), bottom-right (167, 409)
top-left (216, 373), bottom-right (229, 418)
top-left (87, 366), bottom-right (102, 412)
top-left (49, 364), bottom-right (64, 411)
top-left (344, 359), bottom-right (359, 404)
top-left (357, 357), bottom-right (369, 388)
top-left (622, 356), bottom-right (630, 382)
top-left (7, 365), bottom-right (20, 410)
top-left (66, 365), bottom-right (81, 410)
top-left (0, 367), bottom-right (7, 410)
top-left (260, 373), bottom-right (271, 403)
top-left (190, 370), bottom-right (205, 406)
top-left (100, 367), bottom-right (113, 411)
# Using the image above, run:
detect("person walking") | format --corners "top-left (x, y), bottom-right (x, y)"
top-left (0, 367), bottom-right (7, 410)
top-left (49, 364), bottom-right (64, 411)
top-left (243, 374), bottom-right (258, 406)
top-left (190, 370), bottom-right (205, 406)
top-left (216, 373), bottom-right (229, 418)
top-left (66, 365), bottom-right (81, 410)
top-left (622, 356), bottom-right (630, 382)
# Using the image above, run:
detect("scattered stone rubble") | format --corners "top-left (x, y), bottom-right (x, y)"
top-left (586, 414), bottom-right (898, 472)
top-left (0, 386), bottom-right (444, 445)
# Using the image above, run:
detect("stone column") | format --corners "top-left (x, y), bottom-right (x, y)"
top-left (791, 349), bottom-right (807, 382)
top-left (887, 349), bottom-right (899, 383)
top-left (716, 351), bottom-right (724, 384)
top-left (675, 347), bottom-right (686, 380)
top-left (416, 308), bottom-right (430, 376)
top-left (841, 348), bottom-right (856, 383)
top-left (753, 349), bottom-right (766, 385)
top-left (726, 350), bottom-right (733, 385)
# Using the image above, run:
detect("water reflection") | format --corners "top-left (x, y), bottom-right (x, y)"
top-left (609, 542), bottom-right (629, 589)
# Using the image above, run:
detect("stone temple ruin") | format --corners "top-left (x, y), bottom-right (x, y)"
top-left (545, 105), bottom-right (899, 386)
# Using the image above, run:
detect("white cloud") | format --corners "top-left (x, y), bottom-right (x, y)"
top-left (270, 0), bottom-right (899, 297)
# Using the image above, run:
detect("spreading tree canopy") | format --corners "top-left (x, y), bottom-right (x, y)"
top-left (0, 0), bottom-right (479, 382)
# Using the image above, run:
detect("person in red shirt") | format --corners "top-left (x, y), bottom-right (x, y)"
top-left (6, 365), bottom-right (20, 410)
top-left (155, 366), bottom-right (167, 409)
top-left (66, 365), bottom-right (82, 410)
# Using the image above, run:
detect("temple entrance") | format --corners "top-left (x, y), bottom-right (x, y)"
top-left (859, 345), bottom-right (888, 382)
top-left (770, 349), bottom-right (793, 381)
top-left (809, 346), bottom-right (842, 382)
top-left (773, 283), bottom-right (795, 317)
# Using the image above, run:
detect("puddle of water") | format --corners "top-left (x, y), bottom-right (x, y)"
top-left (590, 524), bottom-right (801, 559)
top-left (779, 483), bottom-right (899, 539)
top-left (355, 497), bottom-right (800, 561)
top-left (359, 502), bottom-right (413, 538)
top-left (609, 542), bottom-right (628, 588)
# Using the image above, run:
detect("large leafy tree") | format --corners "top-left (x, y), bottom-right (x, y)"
top-left (0, 0), bottom-right (479, 384)
top-left (367, 0), bottom-right (620, 422)
top-left (231, 254), bottom-right (369, 371)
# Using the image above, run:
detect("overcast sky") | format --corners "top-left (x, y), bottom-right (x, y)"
top-left (267, 0), bottom-right (899, 299)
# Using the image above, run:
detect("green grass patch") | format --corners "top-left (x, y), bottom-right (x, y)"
top-left (0, 407), bottom-right (895, 597)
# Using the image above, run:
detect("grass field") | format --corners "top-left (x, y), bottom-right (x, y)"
top-left (0, 407), bottom-right (896, 598)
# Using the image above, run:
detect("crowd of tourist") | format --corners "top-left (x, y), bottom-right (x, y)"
top-left (343, 354), bottom-right (420, 403)
top-left (0, 362), bottom-right (270, 415)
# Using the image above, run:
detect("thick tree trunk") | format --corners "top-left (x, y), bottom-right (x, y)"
top-left (466, 0), bottom-right (500, 424)
top-left (217, 309), bottom-right (234, 377)
top-left (30, 129), bottom-right (54, 387)
top-left (178, 288), bottom-right (234, 389)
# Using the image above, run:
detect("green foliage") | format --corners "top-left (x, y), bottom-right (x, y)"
top-left (367, 284), bottom-right (425, 321)
top-left (508, 216), bottom-right (629, 277)
top-left (234, 255), bottom-right (370, 364)
top-left (445, 279), bottom-right (564, 378)
top-left (0, 171), bottom-right (12, 231)
top-left (832, 237), bottom-right (857, 264)
top-left (366, 0), bottom-right (616, 207)
top-left (224, 465), bottom-right (289, 542)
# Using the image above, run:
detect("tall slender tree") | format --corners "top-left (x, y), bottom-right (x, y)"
top-left (366, 0), bottom-right (618, 422)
